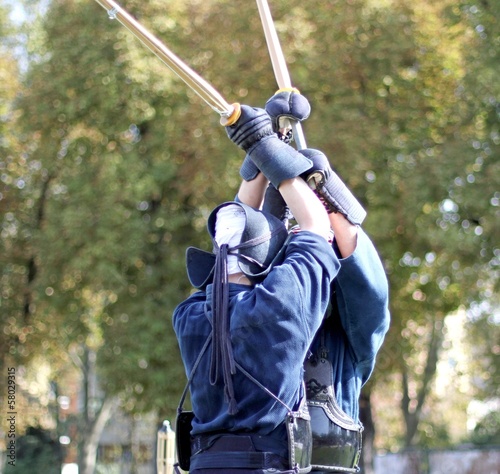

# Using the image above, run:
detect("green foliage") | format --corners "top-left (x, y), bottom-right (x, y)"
top-left (414, 420), bottom-right (452, 449)
top-left (4, 427), bottom-right (64, 474)
top-left (464, 300), bottom-right (500, 401)
top-left (0, 1), bottom-right (32, 376)
top-left (471, 411), bottom-right (500, 446)
top-left (1, 0), bottom-right (498, 453)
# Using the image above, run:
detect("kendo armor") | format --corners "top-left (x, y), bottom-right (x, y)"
top-left (304, 323), bottom-right (363, 473)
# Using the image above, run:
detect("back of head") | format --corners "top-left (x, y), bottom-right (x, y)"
top-left (186, 201), bottom-right (289, 289)
top-left (213, 204), bottom-right (246, 276)
top-left (209, 201), bottom-right (288, 281)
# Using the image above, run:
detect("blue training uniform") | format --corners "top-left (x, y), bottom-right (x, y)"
top-left (173, 228), bottom-right (389, 471)
top-left (313, 227), bottom-right (390, 423)
top-left (174, 231), bottom-right (339, 441)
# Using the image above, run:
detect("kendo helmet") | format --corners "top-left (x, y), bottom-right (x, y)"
top-left (186, 201), bottom-right (289, 289)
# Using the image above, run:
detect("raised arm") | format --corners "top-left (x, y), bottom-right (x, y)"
top-left (226, 105), bottom-right (330, 241)
top-left (236, 172), bottom-right (269, 209)
top-left (278, 178), bottom-right (330, 238)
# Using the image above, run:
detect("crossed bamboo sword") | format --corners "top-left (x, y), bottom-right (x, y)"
top-left (93, 0), bottom-right (307, 149)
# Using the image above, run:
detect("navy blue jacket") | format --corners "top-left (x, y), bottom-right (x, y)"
top-left (310, 228), bottom-right (390, 423)
top-left (173, 231), bottom-right (339, 440)
top-left (173, 228), bottom-right (389, 439)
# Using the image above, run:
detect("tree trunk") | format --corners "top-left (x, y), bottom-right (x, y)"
top-left (73, 346), bottom-right (120, 474)
top-left (80, 396), bottom-right (119, 474)
top-left (23, 174), bottom-right (52, 323)
top-left (401, 320), bottom-right (443, 446)
top-left (359, 389), bottom-right (375, 474)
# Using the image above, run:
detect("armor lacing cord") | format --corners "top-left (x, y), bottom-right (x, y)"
top-left (209, 243), bottom-right (238, 415)
top-left (208, 229), bottom-right (282, 416)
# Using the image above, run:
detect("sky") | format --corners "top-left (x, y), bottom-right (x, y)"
top-left (3, 0), bottom-right (26, 24)
top-left (2, 0), bottom-right (49, 24)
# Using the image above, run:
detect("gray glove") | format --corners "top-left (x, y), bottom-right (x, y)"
top-left (226, 105), bottom-right (311, 188)
top-left (265, 88), bottom-right (311, 142)
top-left (300, 148), bottom-right (367, 225)
top-left (239, 90), bottom-right (311, 181)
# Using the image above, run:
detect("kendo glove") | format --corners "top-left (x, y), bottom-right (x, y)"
top-left (300, 148), bottom-right (367, 225)
top-left (265, 88), bottom-right (311, 142)
top-left (239, 89), bottom-right (311, 181)
top-left (226, 105), bottom-right (312, 189)
top-left (226, 106), bottom-right (273, 151)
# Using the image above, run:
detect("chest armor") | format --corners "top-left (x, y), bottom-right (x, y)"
top-left (304, 328), bottom-right (363, 473)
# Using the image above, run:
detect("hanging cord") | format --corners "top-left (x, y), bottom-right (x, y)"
top-left (177, 333), bottom-right (213, 415)
top-left (235, 361), bottom-right (293, 413)
top-left (207, 227), bottom-right (286, 416)
top-left (209, 243), bottom-right (238, 414)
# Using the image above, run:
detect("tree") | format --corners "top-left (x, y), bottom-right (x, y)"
top-left (6, 0), bottom-right (260, 469)
top-left (4, 426), bottom-right (64, 474)
top-left (270, 0), bottom-right (499, 453)
top-left (362, 0), bottom-right (500, 450)
top-left (2, 0), bottom-right (498, 470)
top-left (0, 0), bottom-right (29, 376)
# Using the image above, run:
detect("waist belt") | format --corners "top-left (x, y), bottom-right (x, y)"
top-left (192, 432), bottom-right (288, 456)
top-left (191, 451), bottom-right (282, 470)
top-left (190, 434), bottom-right (290, 471)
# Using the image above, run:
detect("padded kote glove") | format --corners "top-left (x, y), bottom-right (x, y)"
top-left (226, 105), bottom-right (311, 188)
top-left (265, 88), bottom-right (311, 142)
top-left (300, 148), bottom-right (367, 225)
top-left (239, 89), bottom-right (311, 181)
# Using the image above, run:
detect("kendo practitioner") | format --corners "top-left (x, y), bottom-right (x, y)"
top-left (232, 89), bottom-right (390, 472)
top-left (173, 96), bottom-right (389, 473)
top-left (173, 103), bottom-right (342, 474)
top-left (258, 90), bottom-right (391, 473)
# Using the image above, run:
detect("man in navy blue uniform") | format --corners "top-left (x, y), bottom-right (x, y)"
top-left (262, 91), bottom-right (390, 473)
top-left (173, 97), bottom-right (390, 473)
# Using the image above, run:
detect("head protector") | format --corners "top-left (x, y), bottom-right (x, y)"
top-left (186, 201), bottom-right (288, 289)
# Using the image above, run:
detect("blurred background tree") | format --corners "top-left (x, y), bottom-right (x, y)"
top-left (0, 0), bottom-right (498, 472)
